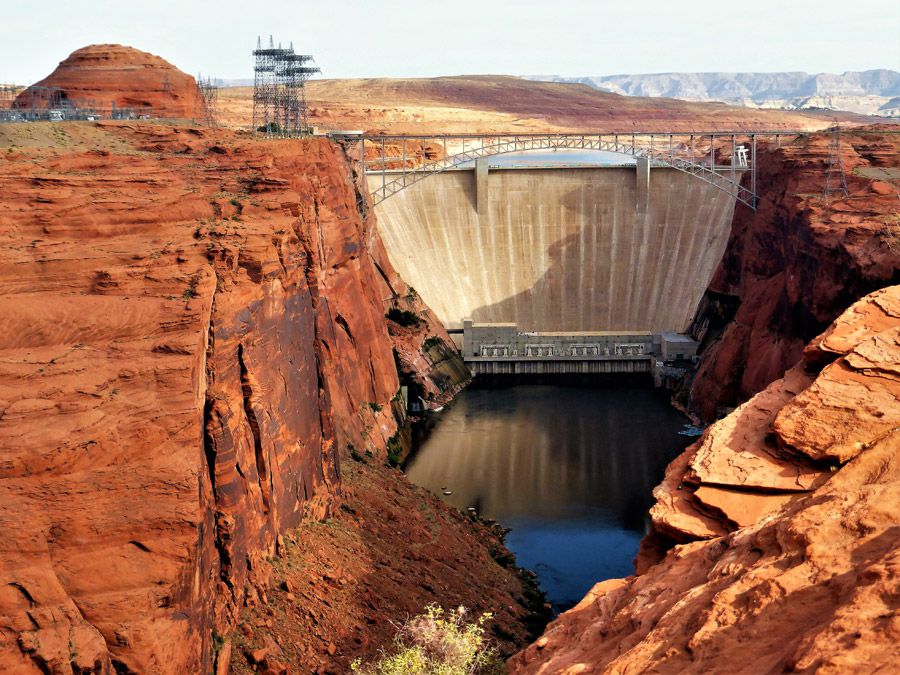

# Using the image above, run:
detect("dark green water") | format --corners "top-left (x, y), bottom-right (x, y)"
top-left (404, 382), bottom-right (691, 613)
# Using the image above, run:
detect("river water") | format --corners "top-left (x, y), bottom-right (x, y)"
top-left (404, 382), bottom-right (691, 613)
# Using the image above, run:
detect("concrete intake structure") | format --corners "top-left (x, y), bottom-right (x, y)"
top-left (373, 163), bottom-right (739, 333)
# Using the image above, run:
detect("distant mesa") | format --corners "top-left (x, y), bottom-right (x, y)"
top-left (529, 70), bottom-right (900, 116)
top-left (15, 44), bottom-right (198, 118)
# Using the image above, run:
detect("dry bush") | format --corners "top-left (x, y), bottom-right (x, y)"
top-left (351, 605), bottom-right (502, 675)
top-left (882, 211), bottom-right (900, 255)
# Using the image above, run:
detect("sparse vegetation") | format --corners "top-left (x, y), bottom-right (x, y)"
top-left (182, 275), bottom-right (199, 300)
top-left (423, 336), bottom-right (443, 351)
top-left (386, 431), bottom-right (403, 467)
top-left (350, 605), bottom-right (501, 675)
top-left (883, 217), bottom-right (900, 255)
top-left (386, 308), bottom-right (421, 328)
top-left (367, 402), bottom-right (383, 413)
top-left (348, 443), bottom-right (366, 463)
top-left (211, 631), bottom-right (226, 657)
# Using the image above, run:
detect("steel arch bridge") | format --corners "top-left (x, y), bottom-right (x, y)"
top-left (331, 131), bottom-right (802, 210)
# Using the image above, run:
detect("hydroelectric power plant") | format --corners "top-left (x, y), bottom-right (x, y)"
top-left (338, 131), bottom-right (772, 376)
top-left (334, 130), bottom-right (772, 609)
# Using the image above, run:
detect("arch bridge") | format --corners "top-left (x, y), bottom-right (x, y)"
top-left (331, 131), bottom-right (802, 210)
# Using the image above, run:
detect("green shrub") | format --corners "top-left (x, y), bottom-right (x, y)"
top-left (182, 277), bottom-right (199, 300)
top-left (386, 432), bottom-right (403, 467)
top-left (386, 308), bottom-right (421, 328)
top-left (422, 336), bottom-right (443, 351)
top-left (348, 443), bottom-right (366, 463)
top-left (351, 605), bottom-right (501, 675)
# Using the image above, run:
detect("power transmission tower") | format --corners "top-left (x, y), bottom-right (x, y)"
top-left (252, 35), bottom-right (320, 137)
top-left (194, 74), bottom-right (219, 127)
top-left (823, 121), bottom-right (848, 199)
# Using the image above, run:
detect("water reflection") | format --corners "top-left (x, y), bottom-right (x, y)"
top-left (404, 383), bottom-right (689, 612)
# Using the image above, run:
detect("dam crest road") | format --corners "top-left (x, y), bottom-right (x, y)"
top-left (332, 130), bottom-right (808, 210)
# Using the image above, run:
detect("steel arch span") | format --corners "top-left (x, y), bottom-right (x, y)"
top-left (332, 131), bottom-right (802, 210)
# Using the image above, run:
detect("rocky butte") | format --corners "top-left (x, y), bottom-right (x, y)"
top-left (14, 45), bottom-right (199, 118)
top-left (0, 43), bottom-right (898, 674)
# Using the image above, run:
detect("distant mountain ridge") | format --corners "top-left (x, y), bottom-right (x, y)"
top-left (528, 70), bottom-right (900, 116)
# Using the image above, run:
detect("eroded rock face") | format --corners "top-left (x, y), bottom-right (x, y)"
top-left (0, 122), bottom-right (466, 673)
top-left (510, 286), bottom-right (900, 673)
top-left (15, 44), bottom-right (199, 118)
top-left (687, 126), bottom-right (900, 420)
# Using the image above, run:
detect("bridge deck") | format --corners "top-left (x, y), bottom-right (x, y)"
top-left (332, 130), bottom-right (803, 210)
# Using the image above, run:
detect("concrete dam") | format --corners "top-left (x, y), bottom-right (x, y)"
top-left (372, 159), bottom-right (739, 374)
top-left (374, 163), bottom-right (737, 332)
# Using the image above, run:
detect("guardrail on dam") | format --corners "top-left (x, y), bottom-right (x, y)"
top-left (372, 161), bottom-right (740, 342)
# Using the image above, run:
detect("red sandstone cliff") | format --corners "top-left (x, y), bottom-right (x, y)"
top-left (512, 127), bottom-right (900, 674)
top-left (15, 45), bottom-right (199, 118)
top-left (511, 286), bottom-right (900, 673)
top-left (0, 122), bottom-right (480, 673)
top-left (686, 126), bottom-right (900, 420)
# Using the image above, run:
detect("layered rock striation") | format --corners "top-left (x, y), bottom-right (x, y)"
top-left (511, 286), bottom-right (900, 673)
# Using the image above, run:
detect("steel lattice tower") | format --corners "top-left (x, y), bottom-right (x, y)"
top-left (194, 75), bottom-right (219, 127)
top-left (0, 84), bottom-right (15, 109)
top-left (252, 36), bottom-right (320, 137)
top-left (823, 121), bottom-right (849, 199)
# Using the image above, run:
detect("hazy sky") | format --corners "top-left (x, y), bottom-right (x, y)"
top-left (3, 0), bottom-right (899, 83)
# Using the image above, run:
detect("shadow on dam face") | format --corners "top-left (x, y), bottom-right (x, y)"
top-left (373, 166), bottom-right (739, 333)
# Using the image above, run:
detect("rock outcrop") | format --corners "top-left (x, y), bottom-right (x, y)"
top-left (229, 459), bottom-right (540, 674)
top-left (687, 126), bottom-right (899, 420)
top-left (15, 45), bottom-right (199, 118)
top-left (510, 286), bottom-right (900, 673)
top-left (0, 121), bottom-right (471, 673)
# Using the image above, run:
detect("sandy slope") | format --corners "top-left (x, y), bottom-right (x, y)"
top-left (218, 75), bottom-right (857, 134)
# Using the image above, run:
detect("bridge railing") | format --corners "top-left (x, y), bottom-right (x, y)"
top-left (332, 131), bottom-right (805, 210)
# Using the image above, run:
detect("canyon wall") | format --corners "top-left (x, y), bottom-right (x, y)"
top-left (686, 127), bottom-right (899, 419)
top-left (511, 285), bottom-right (900, 673)
top-left (512, 125), bottom-right (899, 674)
top-left (0, 122), bottom-right (466, 673)
top-left (374, 166), bottom-right (738, 332)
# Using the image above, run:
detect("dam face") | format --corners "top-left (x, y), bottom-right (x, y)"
top-left (374, 165), bottom-right (738, 333)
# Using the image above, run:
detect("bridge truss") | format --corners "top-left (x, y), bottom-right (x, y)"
top-left (332, 131), bottom-right (803, 211)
